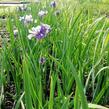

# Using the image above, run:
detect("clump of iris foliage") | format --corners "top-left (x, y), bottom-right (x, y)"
top-left (0, 0), bottom-right (109, 109)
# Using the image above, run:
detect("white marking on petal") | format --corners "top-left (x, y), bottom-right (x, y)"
top-left (27, 34), bottom-right (33, 40)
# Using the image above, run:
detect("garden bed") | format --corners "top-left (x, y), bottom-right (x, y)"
top-left (0, 0), bottom-right (109, 109)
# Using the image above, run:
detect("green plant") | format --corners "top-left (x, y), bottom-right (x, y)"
top-left (0, 0), bottom-right (109, 109)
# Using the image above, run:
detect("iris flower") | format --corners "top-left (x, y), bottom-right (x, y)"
top-left (27, 23), bottom-right (51, 40)
top-left (38, 10), bottom-right (48, 18)
top-left (50, 1), bottom-right (56, 8)
top-left (13, 29), bottom-right (18, 37)
top-left (24, 15), bottom-right (33, 24)
top-left (19, 15), bottom-right (33, 24)
top-left (39, 57), bottom-right (46, 65)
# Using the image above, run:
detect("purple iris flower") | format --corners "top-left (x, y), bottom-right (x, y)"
top-left (27, 24), bottom-right (51, 40)
top-left (39, 57), bottom-right (46, 65)
top-left (50, 1), bottom-right (56, 8)
top-left (24, 15), bottom-right (33, 24)
top-left (38, 10), bottom-right (48, 18)
top-left (19, 15), bottom-right (33, 25)
top-left (13, 29), bottom-right (18, 37)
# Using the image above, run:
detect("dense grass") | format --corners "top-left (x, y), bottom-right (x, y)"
top-left (0, 0), bottom-right (109, 109)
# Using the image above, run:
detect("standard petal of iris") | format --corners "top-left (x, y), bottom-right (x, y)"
top-left (27, 34), bottom-right (34, 40)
